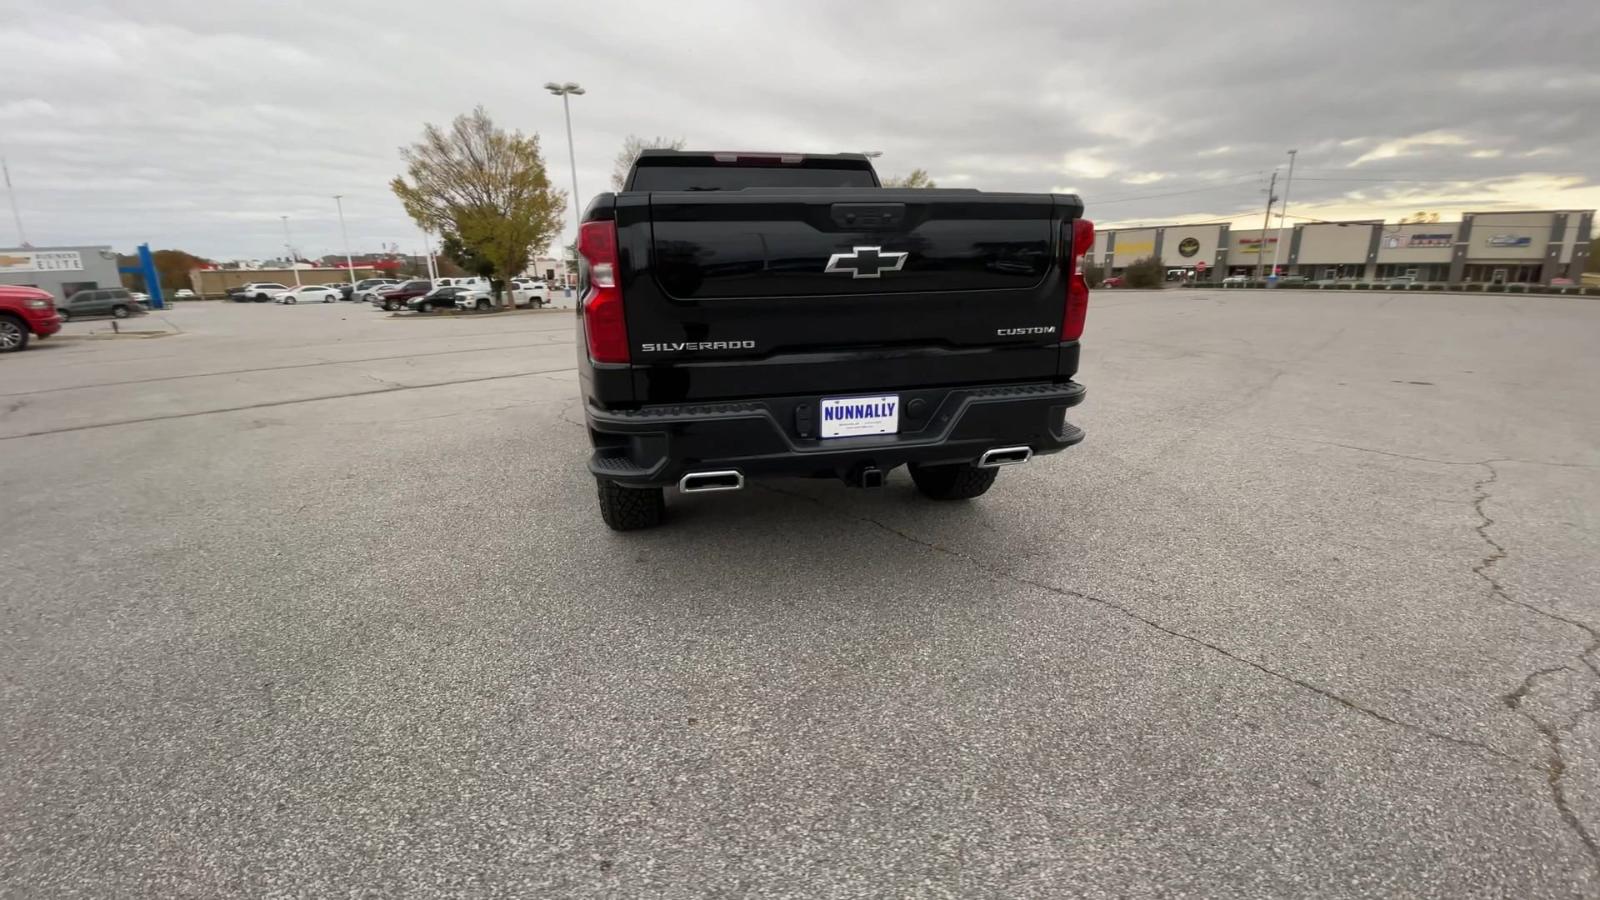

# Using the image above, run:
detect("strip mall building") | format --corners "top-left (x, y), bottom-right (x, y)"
top-left (1091, 209), bottom-right (1593, 284)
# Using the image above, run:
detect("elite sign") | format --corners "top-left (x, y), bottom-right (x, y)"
top-left (0, 250), bottom-right (84, 273)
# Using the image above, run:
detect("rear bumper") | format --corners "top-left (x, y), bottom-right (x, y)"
top-left (586, 381), bottom-right (1086, 487)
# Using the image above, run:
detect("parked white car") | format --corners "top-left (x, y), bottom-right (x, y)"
top-left (1221, 275), bottom-right (1250, 286)
top-left (452, 286), bottom-right (497, 310)
top-left (173, 288), bottom-right (197, 299)
top-left (238, 282), bottom-right (291, 302)
top-left (276, 285), bottom-right (342, 304)
top-left (510, 279), bottom-right (551, 308)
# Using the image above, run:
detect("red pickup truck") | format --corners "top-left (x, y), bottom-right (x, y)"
top-left (0, 285), bottom-right (62, 352)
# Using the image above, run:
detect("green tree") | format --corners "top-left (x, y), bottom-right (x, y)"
top-left (1083, 262), bottom-right (1105, 289)
top-left (440, 233), bottom-right (495, 279)
top-left (883, 168), bottom-right (937, 188)
top-left (612, 135), bottom-right (686, 191)
top-left (391, 106), bottom-right (565, 305)
top-left (1122, 255), bottom-right (1165, 289)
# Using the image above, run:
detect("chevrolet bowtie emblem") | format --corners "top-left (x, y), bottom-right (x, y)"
top-left (824, 246), bottom-right (908, 279)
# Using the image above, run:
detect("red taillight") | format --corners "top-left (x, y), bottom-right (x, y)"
top-left (578, 220), bottom-right (628, 364)
top-left (1063, 218), bottom-right (1094, 341)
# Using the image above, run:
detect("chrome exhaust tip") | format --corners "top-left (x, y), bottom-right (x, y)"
top-left (678, 470), bottom-right (745, 493)
top-left (977, 446), bottom-right (1032, 468)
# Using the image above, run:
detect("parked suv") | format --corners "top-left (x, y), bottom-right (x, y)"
top-left (344, 277), bottom-right (399, 301)
top-left (372, 280), bottom-right (432, 311)
top-left (0, 285), bottom-right (62, 352)
top-left (237, 282), bottom-right (290, 303)
top-left (57, 287), bottom-right (142, 320)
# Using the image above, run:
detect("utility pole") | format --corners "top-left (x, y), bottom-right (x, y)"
top-left (1257, 169), bottom-right (1279, 282)
top-left (1269, 150), bottom-right (1298, 282)
top-left (1, 153), bottom-right (27, 247)
top-left (334, 195), bottom-right (357, 291)
top-left (280, 216), bottom-right (302, 287)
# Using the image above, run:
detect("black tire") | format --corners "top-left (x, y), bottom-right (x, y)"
top-left (384, 300), bottom-right (399, 311)
top-left (56, 308), bottom-right (70, 321)
top-left (909, 462), bottom-right (998, 500)
top-left (596, 478), bottom-right (665, 531)
top-left (0, 314), bottom-right (28, 352)
top-left (475, 299), bottom-right (490, 311)
top-left (254, 295), bottom-right (270, 302)
top-left (111, 305), bottom-right (130, 318)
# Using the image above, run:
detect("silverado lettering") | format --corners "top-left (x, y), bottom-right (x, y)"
top-left (639, 340), bottom-right (757, 352)
top-left (576, 149), bottom-right (1093, 530)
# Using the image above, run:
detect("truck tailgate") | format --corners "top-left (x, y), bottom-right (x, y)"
top-left (609, 189), bottom-right (1082, 403)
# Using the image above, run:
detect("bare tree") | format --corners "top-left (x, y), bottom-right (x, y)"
top-left (612, 135), bottom-right (687, 190)
top-left (882, 168), bottom-right (937, 188)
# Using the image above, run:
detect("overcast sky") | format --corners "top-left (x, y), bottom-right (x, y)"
top-left (2, 0), bottom-right (1597, 260)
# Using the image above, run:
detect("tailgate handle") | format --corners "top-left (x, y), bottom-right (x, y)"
top-left (831, 203), bottom-right (907, 230)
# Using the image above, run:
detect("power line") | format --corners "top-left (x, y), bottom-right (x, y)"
top-left (1091, 176), bottom-right (1264, 206)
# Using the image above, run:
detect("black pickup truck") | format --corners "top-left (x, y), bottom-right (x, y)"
top-left (576, 150), bottom-right (1093, 530)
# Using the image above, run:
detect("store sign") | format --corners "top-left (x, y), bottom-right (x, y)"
top-left (0, 250), bottom-right (84, 273)
top-left (1487, 234), bottom-right (1531, 247)
top-left (1236, 237), bottom-right (1279, 254)
top-left (1115, 239), bottom-right (1155, 258)
top-left (1408, 233), bottom-right (1452, 248)
top-left (1177, 237), bottom-right (1200, 258)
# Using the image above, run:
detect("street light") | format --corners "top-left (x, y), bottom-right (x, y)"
top-left (545, 80), bottom-right (585, 285)
top-left (333, 195), bottom-right (356, 291)
top-left (280, 215), bottom-right (302, 287)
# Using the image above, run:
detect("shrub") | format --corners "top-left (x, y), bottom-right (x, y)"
top-left (1507, 284), bottom-right (1526, 293)
top-left (1333, 283), bottom-right (1352, 290)
top-left (1122, 255), bottom-right (1165, 289)
top-left (1084, 262), bottom-right (1105, 289)
top-left (1354, 282), bottom-right (1371, 290)
top-left (1486, 284), bottom-right (1506, 292)
top-left (1465, 283), bottom-right (1484, 291)
top-left (1426, 283), bottom-right (1444, 291)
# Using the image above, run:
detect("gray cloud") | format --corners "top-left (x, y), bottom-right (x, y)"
top-left (1, 0), bottom-right (1595, 258)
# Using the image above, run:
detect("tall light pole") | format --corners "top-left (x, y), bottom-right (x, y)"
top-left (1, 151), bottom-right (26, 247)
top-left (1269, 149), bottom-right (1297, 282)
top-left (544, 81), bottom-right (585, 282)
top-left (333, 195), bottom-right (357, 290)
top-left (1256, 169), bottom-right (1278, 282)
top-left (280, 215), bottom-right (302, 287)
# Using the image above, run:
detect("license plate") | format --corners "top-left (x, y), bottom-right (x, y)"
top-left (820, 394), bottom-right (900, 439)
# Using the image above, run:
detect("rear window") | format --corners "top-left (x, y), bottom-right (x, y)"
top-left (629, 163), bottom-right (878, 192)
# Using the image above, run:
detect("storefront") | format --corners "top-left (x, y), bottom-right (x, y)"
top-left (0, 245), bottom-right (122, 298)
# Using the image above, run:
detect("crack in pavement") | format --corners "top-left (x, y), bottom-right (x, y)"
top-left (753, 481), bottom-right (1528, 770)
top-left (0, 367), bottom-right (577, 441)
top-left (1476, 461), bottom-right (1600, 872)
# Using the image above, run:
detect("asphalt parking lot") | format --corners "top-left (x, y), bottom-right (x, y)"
top-left (4, 291), bottom-right (1600, 898)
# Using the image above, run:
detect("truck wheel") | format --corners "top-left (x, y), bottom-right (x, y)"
top-left (596, 478), bottom-right (664, 531)
top-left (909, 462), bottom-right (998, 500)
top-left (0, 315), bottom-right (28, 352)
top-left (111, 305), bottom-right (131, 318)
top-left (384, 300), bottom-right (399, 311)
top-left (476, 299), bottom-right (490, 311)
